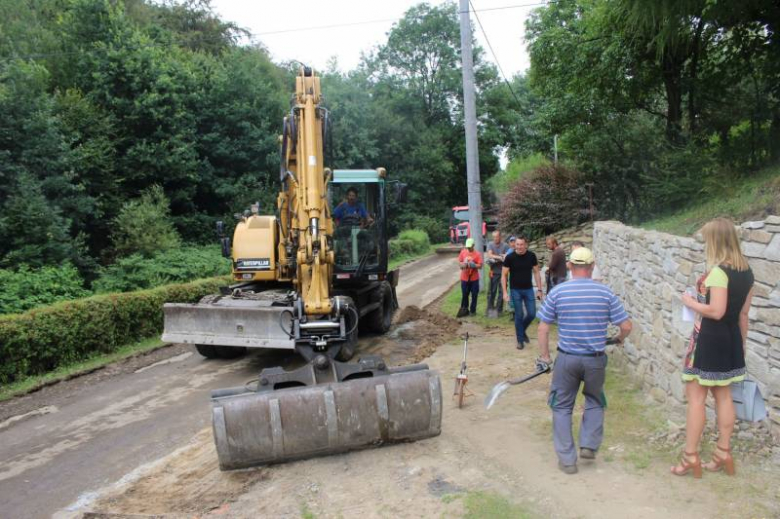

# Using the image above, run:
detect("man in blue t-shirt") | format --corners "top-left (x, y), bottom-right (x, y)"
top-left (333, 187), bottom-right (371, 226)
top-left (536, 247), bottom-right (633, 475)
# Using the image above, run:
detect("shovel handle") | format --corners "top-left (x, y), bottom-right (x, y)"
top-left (507, 367), bottom-right (550, 386)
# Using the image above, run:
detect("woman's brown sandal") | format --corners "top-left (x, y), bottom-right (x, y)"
top-left (670, 451), bottom-right (702, 478)
top-left (705, 445), bottom-right (735, 476)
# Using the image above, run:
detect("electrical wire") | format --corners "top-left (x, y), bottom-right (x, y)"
top-left (468, 0), bottom-right (527, 109)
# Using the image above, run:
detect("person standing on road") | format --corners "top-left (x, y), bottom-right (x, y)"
top-left (672, 218), bottom-right (755, 478)
top-left (545, 236), bottom-right (567, 294)
top-left (457, 238), bottom-right (483, 317)
top-left (536, 247), bottom-right (632, 474)
top-left (486, 231), bottom-right (510, 315)
top-left (502, 236), bottom-right (543, 349)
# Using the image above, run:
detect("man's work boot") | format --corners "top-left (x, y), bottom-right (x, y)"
top-left (523, 332), bottom-right (530, 343)
top-left (516, 341), bottom-right (525, 350)
top-left (580, 448), bottom-right (597, 460)
top-left (558, 461), bottom-right (578, 475)
top-left (456, 307), bottom-right (469, 318)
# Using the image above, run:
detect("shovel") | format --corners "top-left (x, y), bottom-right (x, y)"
top-left (484, 366), bottom-right (550, 410)
top-left (484, 337), bottom-right (622, 410)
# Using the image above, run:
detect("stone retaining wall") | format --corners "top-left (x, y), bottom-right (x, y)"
top-left (592, 218), bottom-right (780, 432)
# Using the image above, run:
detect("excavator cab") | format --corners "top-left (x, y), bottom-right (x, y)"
top-left (330, 170), bottom-right (388, 279)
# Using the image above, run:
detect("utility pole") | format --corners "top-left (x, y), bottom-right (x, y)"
top-left (459, 0), bottom-right (484, 265)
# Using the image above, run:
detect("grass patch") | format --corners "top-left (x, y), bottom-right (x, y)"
top-left (462, 491), bottom-right (535, 519)
top-left (388, 242), bottom-right (448, 271)
top-left (439, 279), bottom-right (525, 331)
top-left (641, 164), bottom-right (780, 235)
top-left (0, 336), bottom-right (165, 402)
top-left (300, 503), bottom-right (316, 519)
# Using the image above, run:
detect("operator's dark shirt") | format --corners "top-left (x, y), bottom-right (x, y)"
top-left (503, 250), bottom-right (538, 290)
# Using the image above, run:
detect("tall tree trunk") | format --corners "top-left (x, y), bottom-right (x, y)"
top-left (662, 50), bottom-right (684, 143)
top-left (687, 18), bottom-right (705, 135)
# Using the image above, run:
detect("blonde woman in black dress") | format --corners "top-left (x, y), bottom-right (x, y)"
top-left (672, 218), bottom-right (754, 478)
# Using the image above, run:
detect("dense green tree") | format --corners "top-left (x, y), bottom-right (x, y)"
top-left (111, 185), bottom-right (182, 258)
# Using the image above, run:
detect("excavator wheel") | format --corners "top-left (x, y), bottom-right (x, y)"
top-left (335, 297), bottom-right (359, 361)
top-left (195, 344), bottom-right (247, 359)
top-left (215, 346), bottom-right (247, 359)
top-left (366, 282), bottom-right (395, 333)
top-left (195, 344), bottom-right (220, 359)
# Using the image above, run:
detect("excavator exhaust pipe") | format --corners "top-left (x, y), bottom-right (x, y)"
top-left (211, 366), bottom-right (442, 470)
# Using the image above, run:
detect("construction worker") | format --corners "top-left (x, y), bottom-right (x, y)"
top-left (486, 231), bottom-right (510, 315)
top-left (457, 238), bottom-right (483, 317)
top-left (536, 247), bottom-right (632, 474)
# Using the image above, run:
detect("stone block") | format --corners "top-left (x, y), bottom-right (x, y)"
top-left (765, 215), bottom-right (780, 225)
top-left (748, 330), bottom-right (770, 344)
top-left (753, 322), bottom-right (780, 339)
top-left (751, 296), bottom-right (774, 308)
top-left (663, 257), bottom-right (679, 275)
top-left (753, 282), bottom-right (773, 298)
top-left (743, 241), bottom-right (767, 258)
top-left (765, 234), bottom-right (780, 261)
top-left (749, 230), bottom-right (774, 244)
top-left (742, 220), bottom-right (766, 230)
top-left (754, 307), bottom-right (780, 327)
top-left (769, 337), bottom-right (780, 360)
top-left (750, 258), bottom-right (778, 285)
top-left (677, 259), bottom-right (693, 276)
top-left (670, 373), bottom-right (686, 402)
top-left (650, 387), bottom-right (666, 404)
top-left (746, 341), bottom-right (768, 359)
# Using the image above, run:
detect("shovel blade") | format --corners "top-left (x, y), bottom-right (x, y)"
top-left (484, 381), bottom-right (511, 410)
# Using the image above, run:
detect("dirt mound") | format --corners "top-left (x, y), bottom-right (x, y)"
top-left (394, 305), bottom-right (459, 330)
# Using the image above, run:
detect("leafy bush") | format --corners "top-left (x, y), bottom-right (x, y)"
top-left (499, 164), bottom-right (590, 239)
top-left (488, 153), bottom-right (550, 194)
top-left (389, 229), bottom-right (430, 259)
top-left (0, 264), bottom-right (90, 315)
top-left (0, 277), bottom-right (228, 384)
top-left (93, 246), bottom-right (230, 293)
top-left (396, 213), bottom-right (449, 244)
top-left (111, 185), bottom-right (182, 258)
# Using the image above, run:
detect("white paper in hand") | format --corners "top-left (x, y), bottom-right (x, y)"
top-left (682, 288), bottom-right (696, 322)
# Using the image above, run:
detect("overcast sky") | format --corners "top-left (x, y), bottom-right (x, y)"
top-left (209, 0), bottom-right (540, 77)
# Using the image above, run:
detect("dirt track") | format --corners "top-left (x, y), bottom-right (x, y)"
top-left (72, 319), bottom-right (780, 519)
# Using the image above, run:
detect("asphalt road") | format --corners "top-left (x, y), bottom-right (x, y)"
top-left (0, 252), bottom-right (459, 519)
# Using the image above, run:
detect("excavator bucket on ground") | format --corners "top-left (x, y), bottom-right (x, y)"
top-left (210, 360), bottom-right (442, 470)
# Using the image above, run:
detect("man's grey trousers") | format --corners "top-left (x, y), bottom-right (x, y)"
top-left (548, 352), bottom-right (608, 466)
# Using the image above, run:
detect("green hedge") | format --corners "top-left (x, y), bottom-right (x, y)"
top-left (93, 246), bottom-right (231, 293)
top-left (0, 277), bottom-right (228, 384)
top-left (0, 263), bottom-right (90, 315)
top-left (389, 229), bottom-right (430, 259)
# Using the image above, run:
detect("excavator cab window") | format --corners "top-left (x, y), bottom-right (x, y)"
top-left (330, 182), bottom-right (382, 273)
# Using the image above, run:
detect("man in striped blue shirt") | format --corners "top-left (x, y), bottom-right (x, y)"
top-left (536, 247), bottom-right (633, 474)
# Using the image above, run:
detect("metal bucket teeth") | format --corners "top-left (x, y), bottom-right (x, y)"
top-left (211, 370), bottom-right (442, 470)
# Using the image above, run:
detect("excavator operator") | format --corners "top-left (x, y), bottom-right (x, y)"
top-left (334, 187), bottom-right (374, 227)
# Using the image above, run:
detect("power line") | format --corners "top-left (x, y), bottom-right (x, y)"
top-left (249, 1), bottom-right (555, 38)
top-left (468, 0), bottom-right (526, 108)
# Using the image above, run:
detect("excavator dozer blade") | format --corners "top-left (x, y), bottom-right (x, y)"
top-left (211, 369), bottom-right (442, 470)
top-left (162, 300), bottom-right (295, 349)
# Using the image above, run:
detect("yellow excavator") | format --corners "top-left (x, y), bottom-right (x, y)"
top-left (162, 67), bottom-right (442, 470)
